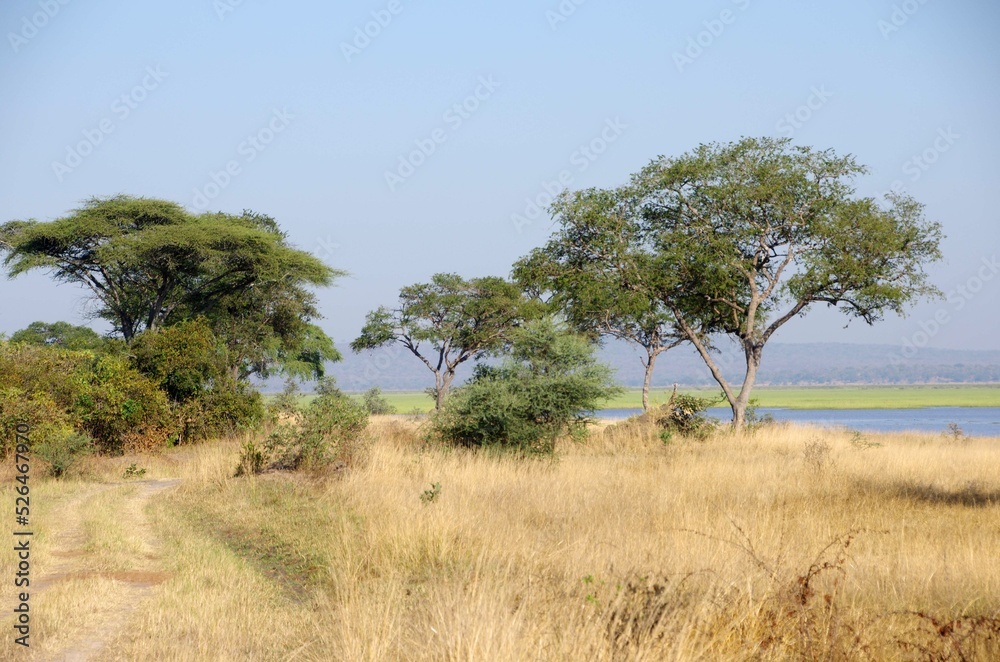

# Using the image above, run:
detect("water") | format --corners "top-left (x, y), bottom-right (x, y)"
top-left (596, 406), bottom-right (1000, 438)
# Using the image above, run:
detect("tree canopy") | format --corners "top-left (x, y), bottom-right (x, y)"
top-left (10, 321), bottom-right (107, 352)
top-left (1, 195), bottom-right (342, 380)
top-left (433, 317), bottom-right (622, 454)
top-left (515, 137), bottom-right (943, 427)
top-left (351, 273), bottom-right (540, 409)
top-left (513, 186), bottom-right (686, 410)
top-left (633, 137), bottom-right (943, 426)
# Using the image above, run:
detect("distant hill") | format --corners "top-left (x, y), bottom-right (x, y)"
top-left (257, 341), bottom-right (1000, 393)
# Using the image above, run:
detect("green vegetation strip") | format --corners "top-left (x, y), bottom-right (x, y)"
top-left (323, 385), bottom-right (1000, 412)
top-left (180, 480), bottom-right (339, 596)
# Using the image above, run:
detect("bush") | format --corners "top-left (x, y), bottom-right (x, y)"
top-left (33, 431), bottom-right (93, 477)
top-left (433, 319), bottom-right (621, 455)
top-left (654, 392), bottom-right (716, 440)
top-left (262, 378), bottom-right (369, 472)
top-left (267, 379), bottom-right (302, 423)
top-left (362, 386), bottom-right (396, 415)
top-left (130, 321), bottom-right (264, 442)
top-left (0, 343), bottom-right (174, 456)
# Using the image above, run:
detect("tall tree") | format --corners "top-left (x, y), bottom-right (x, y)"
top-left (351, 273), bottom-right (538, 409)
top-left (513, 187), bottom-right (687, 410)
top-left (1, 196), bottom-right (342, 380)
top-left (635, 137), bottom-right (943, 427)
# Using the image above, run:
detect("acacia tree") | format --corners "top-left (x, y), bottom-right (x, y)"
top-left (513, 187), bottom-right (687, 411)
top-left (0, 196), bottom-right (341, 380)
top-left (636, 137), bottom-right (943, 428)
top-left (351, 273), bottom-right (538, 409)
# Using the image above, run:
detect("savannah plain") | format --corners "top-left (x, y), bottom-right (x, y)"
top-left (2, 412), bottom-right (999, 661)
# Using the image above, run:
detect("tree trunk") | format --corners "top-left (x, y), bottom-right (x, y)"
top-left (641, 350), bottom-right (658, 411)
top-left (730, 344), bottom-right (762, 430)
top-left (434, 371), bottom-right (455, 410)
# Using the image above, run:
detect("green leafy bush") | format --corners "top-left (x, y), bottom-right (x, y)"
top-left (263, 378), bottom-right (369, 472)
top-left (33, 431), bottom-right (93, 477)
top-left (130, 321), bottom-right (264, 442)
top-left (362, 386), bottom-right (396, 415)
top-left (433, 319), bottom-right (621, 455)
top-left (654, 392), bottom-right (716, 439)
top-left (0, 343), bottom-right (174, 456)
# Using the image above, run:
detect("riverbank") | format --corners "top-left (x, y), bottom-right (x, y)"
top-left (353, 384), bottom-right (1000, 413)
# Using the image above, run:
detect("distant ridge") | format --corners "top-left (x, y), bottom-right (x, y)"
top-left (256, 341), bottom-right (1000, 392)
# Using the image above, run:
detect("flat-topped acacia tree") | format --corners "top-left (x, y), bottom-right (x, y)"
top-left (635, 137), bottom-right (943, 428)
top-left (0, 195), bottom-right (341, 381)
top-left (351, 273), bottom-right (539, 409)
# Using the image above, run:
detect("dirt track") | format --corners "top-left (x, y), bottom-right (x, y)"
top-left (36, 480), bottom-right (179, 662)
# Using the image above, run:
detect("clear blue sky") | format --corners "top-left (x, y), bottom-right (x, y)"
top-left (2, 0), bottom-right (998, 352)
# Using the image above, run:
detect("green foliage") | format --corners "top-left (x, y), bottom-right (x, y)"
top-left (0, 196), bottom-right (343, 381)
top-left (520, 137), bottom-right (944, 427)
top-left (420, 482), bottom-right (441, 504)
top-left (0, 343), bottom-right (173, 456)
top-left (123, 463), bottom-right (147, 479)
top-left (268, 379), bottom-right (302, 422)
top-left (129, 319), bottom-right (226, 402)
top-left (352, 273), bottom-right (541, 408)
top-left (654, 393), bottom-right (716, 440)
top-left (10, 321), bottom-right (107, 352)
top-left (362, 387), bottom-right (396, 415)
top-left (235, 439), bottom-right (267, 477)
top-left (264, 378), bottom-right (369, 471)
top-left (433, 319), bottom-right (622, 455)
top-left (129, 320), bottom-right (264, 442)
top-left (33, 431), bottom-right (93, 478)
top-left (513, 188), bottom-right (686, 409)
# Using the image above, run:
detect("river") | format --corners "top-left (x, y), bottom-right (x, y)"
top-left (597, 406), bottom-right (1000, 437)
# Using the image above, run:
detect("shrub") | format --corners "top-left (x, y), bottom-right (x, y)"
top-left (33, 431), bottom-right (93, 478)
top-left (263, 378), bottom-right (369, 472)
top-left (268, 379), bottom-right (302, 423)
top-left (74, 353), bottom-right (175, 453)
top-left (433, 319), bottom-right (621, 455)
top-left (362, 386), bottom-right (396, 415)
top-left (654, 392), bottom-right (716, 440)
top-left (0, 343), bottom-right (174, 456)
top-left (130, 322), bottom-right (264, 442)
top-left (129, 320), bottom-right (225, 402)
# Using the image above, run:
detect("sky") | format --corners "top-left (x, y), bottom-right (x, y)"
top-left (1, 0), bottom-right (998, 353)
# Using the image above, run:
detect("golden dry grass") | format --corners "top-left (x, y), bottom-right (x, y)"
top-left (2, 419), bottom-right (999, 660)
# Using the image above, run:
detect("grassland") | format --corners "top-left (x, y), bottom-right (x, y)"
top-left (3, 419), bottom-right (999, 660)
top-left (326, 384), bottom-right (1000, 413)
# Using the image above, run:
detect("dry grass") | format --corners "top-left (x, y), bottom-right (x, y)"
top-left (3, 419), bottom-right (999, 660)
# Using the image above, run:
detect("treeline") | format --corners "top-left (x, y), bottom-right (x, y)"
top-left (1, 137), bottom-right (946, 469)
